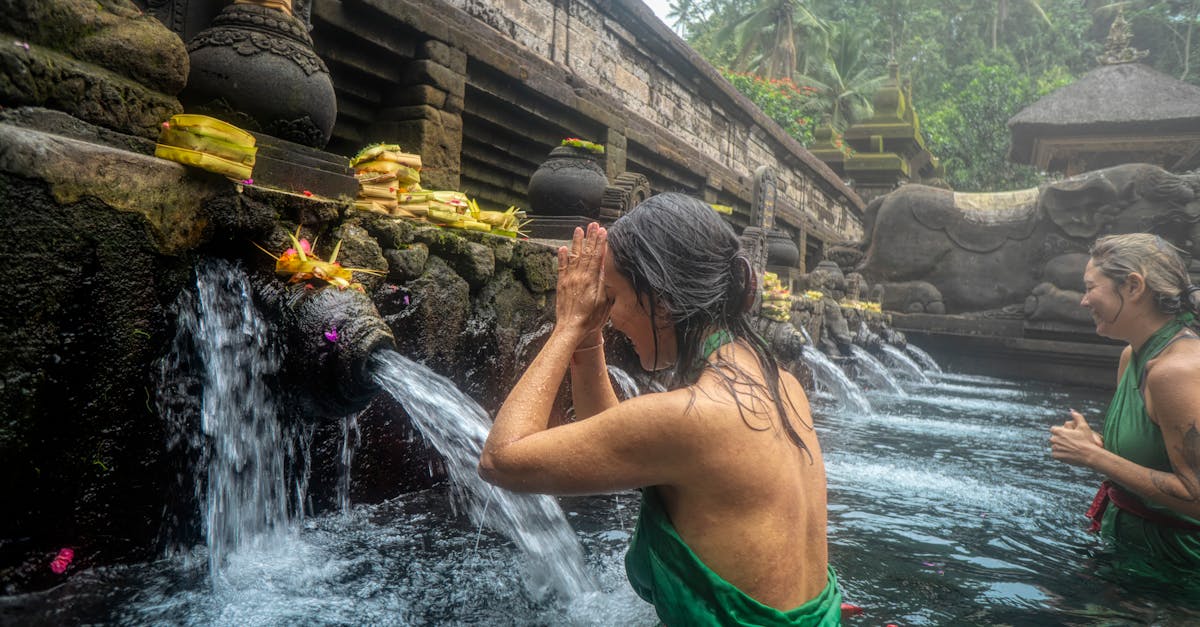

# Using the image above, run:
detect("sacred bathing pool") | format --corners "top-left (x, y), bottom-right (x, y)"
top-left (1, 0), bottom-right (1199, 624)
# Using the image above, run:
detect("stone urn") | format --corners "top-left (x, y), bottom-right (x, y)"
top-left (181, 3), bottom-right (337, 148)
top-left (765, 229), bottom-right (800, 268)
top-left (527, 145), bottom-right (609, 217)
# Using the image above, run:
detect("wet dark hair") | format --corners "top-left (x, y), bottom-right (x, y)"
top-left (606, 192), bottom-right (812, 455)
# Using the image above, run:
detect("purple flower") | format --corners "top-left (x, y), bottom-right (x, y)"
top-left (324, 327), bottom-right (339, 343)
top-left (403, 295), bottom-right (410, 306)
top-left (240, 178), bottom-right (254, 185)
top-left (14, 41), bottom-right (30, 51)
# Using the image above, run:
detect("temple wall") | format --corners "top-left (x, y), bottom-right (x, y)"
top-left (309, 0), bottom-right (862, 244)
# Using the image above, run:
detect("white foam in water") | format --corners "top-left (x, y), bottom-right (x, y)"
top-left (825, 454), bottom-right (1051, 512)
top-left (371, 349), bottom-right (597, 600)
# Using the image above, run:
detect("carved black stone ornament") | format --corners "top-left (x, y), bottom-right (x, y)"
top-left (181, 3), bottom-right (336, 147)
top-left (527, 145), bottom-right (610, 218)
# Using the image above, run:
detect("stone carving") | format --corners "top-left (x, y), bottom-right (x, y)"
top-left (1025, 283), bottom-right (1093, 325)
top-left (857, 164), bottom-right (1200, 321)
top-left (181, 3), bottom-right (336, 147)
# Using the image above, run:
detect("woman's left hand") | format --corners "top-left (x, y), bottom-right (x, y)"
top-left (1049, 410), bottom-right (1103, 468)
top-left (555, 222), bottom-right (611, 342)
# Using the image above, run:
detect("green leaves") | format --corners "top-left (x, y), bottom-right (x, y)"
top-left (721, 70), bottom-right (820, 145)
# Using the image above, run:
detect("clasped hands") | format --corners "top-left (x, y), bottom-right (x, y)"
top-left (556, 223), bottom-right (612, 347)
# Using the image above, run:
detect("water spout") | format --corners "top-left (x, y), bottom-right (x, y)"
top-left (849, 345), bottom-right (907, 397)
top-left (800, 347), bottom-right (873, 414)
top-left (254, 279), bottom-right (396, 416)
top-left (370, 350), bottom-right (596, 600)
top-left (159, 259), bottom-right (305, 586)
top-left (880, 344), bottom-right (931, 384)
top-left (906, 343), bottom-right (944, 373)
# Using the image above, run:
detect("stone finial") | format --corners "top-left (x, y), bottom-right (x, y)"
top-left (1097, 7), bottom-right (1148, 65)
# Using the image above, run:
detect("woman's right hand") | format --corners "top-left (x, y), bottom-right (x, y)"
top-left (556, 223), bottom-right (611, 345)
top-left (1049, 410), bottom-right (1104, 468)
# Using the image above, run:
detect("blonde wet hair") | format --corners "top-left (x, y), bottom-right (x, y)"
top-left (1089, 233), bottom-right (1200, 316)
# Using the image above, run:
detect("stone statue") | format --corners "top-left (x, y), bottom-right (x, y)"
top-left (856, 164), bottom-right (1200, 323)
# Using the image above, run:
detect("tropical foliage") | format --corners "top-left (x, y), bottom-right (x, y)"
top-left (673, 0), bottom-right (1197, 191)
top-left (721, 71), bottom-right (820, 144)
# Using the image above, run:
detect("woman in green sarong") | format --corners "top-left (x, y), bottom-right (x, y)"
top-left (1050, 233), bottom-right (1200, 566)
top-left (480, 194), bottom-right (840, 625)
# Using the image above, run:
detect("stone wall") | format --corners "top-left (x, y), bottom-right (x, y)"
top-left (308, 0), bottom-right (862, 244)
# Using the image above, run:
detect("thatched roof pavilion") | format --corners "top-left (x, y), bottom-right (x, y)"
top-left (1008, 15), bottom-right (1200, 176)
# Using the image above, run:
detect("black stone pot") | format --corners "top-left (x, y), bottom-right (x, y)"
top-left (766, 229), bottom-right (800, 268)
top-left (527, 146), bottom-right (609, 218)
top-left (181, 3), bottom-right (337, 148)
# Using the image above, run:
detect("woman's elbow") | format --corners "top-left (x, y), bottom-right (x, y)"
top-left (477, 450), bottom-right (501, 485)
top-left (477, 449), bottom-right (532, 492)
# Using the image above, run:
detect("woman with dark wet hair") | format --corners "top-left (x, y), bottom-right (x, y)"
top-left (1051, 233), bottom-right (1200, 566)
top-left (480, 193), bottom-right (840, 624)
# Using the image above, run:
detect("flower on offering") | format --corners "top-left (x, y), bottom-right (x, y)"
top-left (803, 290), bottom-right (825, 301)
top-left (560, 138), bottom-right (605, 154)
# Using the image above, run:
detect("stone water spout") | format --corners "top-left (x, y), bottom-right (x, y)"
top-left (255, 280), bottom-right (395, 415)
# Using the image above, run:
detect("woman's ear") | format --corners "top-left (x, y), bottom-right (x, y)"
top-left (1125, 272), bottom-right (1147, 299)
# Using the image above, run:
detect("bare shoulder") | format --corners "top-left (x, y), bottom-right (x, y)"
top-left (1118, 344), bottom-right (1132, 376)
top-left (1145, 345), bottom-right (1200, 429)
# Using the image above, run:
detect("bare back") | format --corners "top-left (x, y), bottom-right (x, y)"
top-left (656, 341), bottom-right (828, 610)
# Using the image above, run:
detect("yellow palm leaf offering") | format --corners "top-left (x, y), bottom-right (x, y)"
top-left (154, 114), bottom-right (257, 180)
top-left (804, 290), bottom-right (825, 301)
top-left (351, 142), bottom-right (422, 216)
top-left (760, 272), bottom-right (791, 322)
top-left (254, 226), bottom-right (384, 292)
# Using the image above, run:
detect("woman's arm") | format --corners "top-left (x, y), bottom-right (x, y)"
top-left (569, 331), bottom-right (620, 420)
top-left (1051, 356), bottom-right (1200, 520)
top-left (484, 223), bottom-right (608, 449)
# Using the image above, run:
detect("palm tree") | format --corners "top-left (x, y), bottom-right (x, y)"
top-left (795, 24), bottom-right (888, 131)
top-left (666, 0), bottom-right (703, 36)
top-left (992, 0), bottom-right (1052, 50)
top-left (718, 0), bottom-right (825, 81)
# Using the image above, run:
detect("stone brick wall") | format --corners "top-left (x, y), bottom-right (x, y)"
top-left (311, 0), bottom-right (862, 244)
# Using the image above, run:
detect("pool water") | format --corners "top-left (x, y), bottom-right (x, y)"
top-left (3, 371), bottom-right (1199, 625)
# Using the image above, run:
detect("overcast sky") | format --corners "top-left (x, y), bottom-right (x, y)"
top-left (642, 0), bottom-right (673, 26)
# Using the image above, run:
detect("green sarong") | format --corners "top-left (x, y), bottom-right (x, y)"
top-left (1097, 316), bottom-right (1200, 566)
top-left (624, 487), bottom-right (842, 626)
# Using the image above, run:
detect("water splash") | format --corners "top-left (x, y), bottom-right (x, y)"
top-left (849, 345), bottom-right (907, 397)
top-left (606, 366), bottom-right (641, 400)
top-left (905, 343), bottom-right (944, 373)
top-left (800, 347), bottom-right (872, 414)
top-left (880, 344), bottom-right (931, 384)
top-left (370, 350), bottom-right (596, 600)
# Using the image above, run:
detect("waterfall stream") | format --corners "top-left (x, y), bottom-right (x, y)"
top-left (370, 349), bottom-right (597, 600)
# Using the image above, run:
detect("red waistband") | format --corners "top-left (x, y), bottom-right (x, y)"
top-left (1087, 480), bottom-right (1200, 533)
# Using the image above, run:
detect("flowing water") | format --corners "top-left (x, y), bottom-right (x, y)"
top-left (880, 343), bottom-right (932, 384)
top-left (849, 344), bottom-right (908, 397)
top-left (905, 343), bottom-right (944, 374)
top-left (606, 365), bottom-right (641, 401)
top-left (7, 331), bottom-right (1200, 624)
top-left (800, 347), bottom-right (873, 415)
